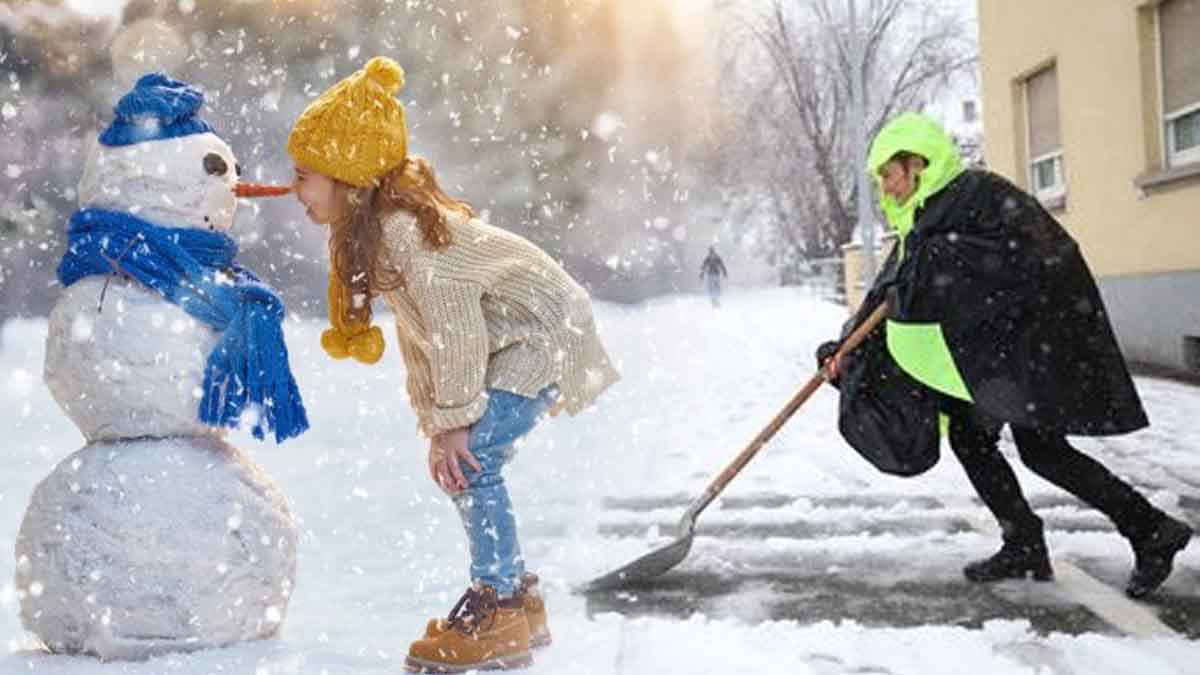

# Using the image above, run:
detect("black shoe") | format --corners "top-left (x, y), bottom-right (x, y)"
top-left (1126, 517), bottom-right (1193, 599)
top-left (964, 539), bottom-right (1054, 582)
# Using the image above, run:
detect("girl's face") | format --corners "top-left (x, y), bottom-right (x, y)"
top-left (292, 165), bottom-right (342, 225)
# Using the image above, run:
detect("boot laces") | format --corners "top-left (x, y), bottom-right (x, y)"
top-left (446, 586), bottom-right (499, 634)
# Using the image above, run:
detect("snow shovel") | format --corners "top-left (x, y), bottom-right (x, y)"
top-left (582, 302), bottom-right (888, 592)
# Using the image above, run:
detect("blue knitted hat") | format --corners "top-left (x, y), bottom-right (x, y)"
top-left (98, 73), bottom-right (214, 147)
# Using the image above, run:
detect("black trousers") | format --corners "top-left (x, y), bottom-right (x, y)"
top-left (943, 399), bottom-right (1164, 544)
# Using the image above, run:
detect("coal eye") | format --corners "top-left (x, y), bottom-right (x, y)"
top-left (204, 153), bottom-right (228, 176)
top-left (235, 163), bottom-right (243, 178)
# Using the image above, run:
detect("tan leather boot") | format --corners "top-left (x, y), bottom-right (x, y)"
top-left (517, 574), bottom-right (551, 648)
top-left (406, 585), bottom-right (532, 673)
top-left (424, 574), bottom-right (550, 649)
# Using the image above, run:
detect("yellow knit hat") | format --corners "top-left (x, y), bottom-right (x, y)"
top-left (287, 56), bottom-right (408, 188)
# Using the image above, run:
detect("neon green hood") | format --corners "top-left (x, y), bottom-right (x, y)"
top-left (867, 113), bottom-right (965, 242)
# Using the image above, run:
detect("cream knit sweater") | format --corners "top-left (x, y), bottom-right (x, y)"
top-left (380, 209), bottom-right (620, 436)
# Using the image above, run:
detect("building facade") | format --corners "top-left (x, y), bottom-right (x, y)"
top-left (979, 0), bottom-right (1200, 374)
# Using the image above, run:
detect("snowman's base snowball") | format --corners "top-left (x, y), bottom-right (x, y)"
top-left (15, 436), bottom-right (297, 661)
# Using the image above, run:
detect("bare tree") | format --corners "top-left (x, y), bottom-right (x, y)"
top-left (716, 0), bottom-right (976, 271)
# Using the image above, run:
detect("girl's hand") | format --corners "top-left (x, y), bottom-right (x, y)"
top-left (428, 428), bottom-right (480, 495)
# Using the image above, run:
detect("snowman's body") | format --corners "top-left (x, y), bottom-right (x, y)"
top-left (45, 277), bottom-right (219, 441)
top-left (18, 75), bottom-right (299, 661)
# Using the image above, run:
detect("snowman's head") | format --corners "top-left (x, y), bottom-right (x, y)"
top-left (80, 130), bottom-right (240, 232)
top-left (78, 73), bottom-right (285, 232)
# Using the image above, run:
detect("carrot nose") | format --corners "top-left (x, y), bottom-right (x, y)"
top-left (234, 182), bottom-right (292, 198)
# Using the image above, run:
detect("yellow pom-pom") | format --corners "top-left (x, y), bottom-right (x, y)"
top-left (321, 328), bottom-right (351, 360)
top-left (347, 327), bottom-right (386, 365)
top-left (323, 325), bottom-right (385, 364)
top-left (363, 57), bottom-right (404, 94)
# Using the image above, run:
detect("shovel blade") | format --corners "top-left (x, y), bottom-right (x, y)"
top-left (582, 533), bottom-right (695, 592)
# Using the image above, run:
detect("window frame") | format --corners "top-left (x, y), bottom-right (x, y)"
top-left (1023, 65), bottom-right (1066, 203)
top-left (1029, 149), bottom-right (1066, 200)
top-left (1157, 0), bottom-right (1200, 168)
top-left (1165, 103), bottom-right (1200, 167)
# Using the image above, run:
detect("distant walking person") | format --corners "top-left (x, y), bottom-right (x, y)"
top-left (700, 246), bottom-right (728, 307)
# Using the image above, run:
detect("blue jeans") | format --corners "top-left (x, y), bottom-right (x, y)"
top-left (454, 386), bottom-right (557, 598)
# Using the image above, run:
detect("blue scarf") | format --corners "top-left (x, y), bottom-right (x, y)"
top-left (58, 209), bottom-right (309, 443)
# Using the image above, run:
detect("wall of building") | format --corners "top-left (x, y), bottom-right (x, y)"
top-left (979, 0), bottom-right (1200, 372)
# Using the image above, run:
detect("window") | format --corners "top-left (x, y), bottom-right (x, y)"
top-left (1032, 154), bottom-right (1064, 194)
top-left (1159, 0), bottom-right (1200, 167)
top-left (1025, 65), bottom-right (1065, 201)
top-left (1166, 106), bottom-right (1200, 164)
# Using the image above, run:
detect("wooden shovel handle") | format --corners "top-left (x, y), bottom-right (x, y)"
top-left (688, 302), bottom-right (888, 520)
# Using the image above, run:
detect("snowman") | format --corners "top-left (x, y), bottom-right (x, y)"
top-left (15, 73), bottom-right (306, 661)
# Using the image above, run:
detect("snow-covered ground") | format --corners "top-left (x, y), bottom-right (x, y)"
top-left (1, 287), bottom-right (1198, 674)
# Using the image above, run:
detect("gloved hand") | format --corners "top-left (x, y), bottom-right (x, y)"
top-left (885, 284), bottom-right (901, 318)
top-left (815, 340), bottom-right (844, 386)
